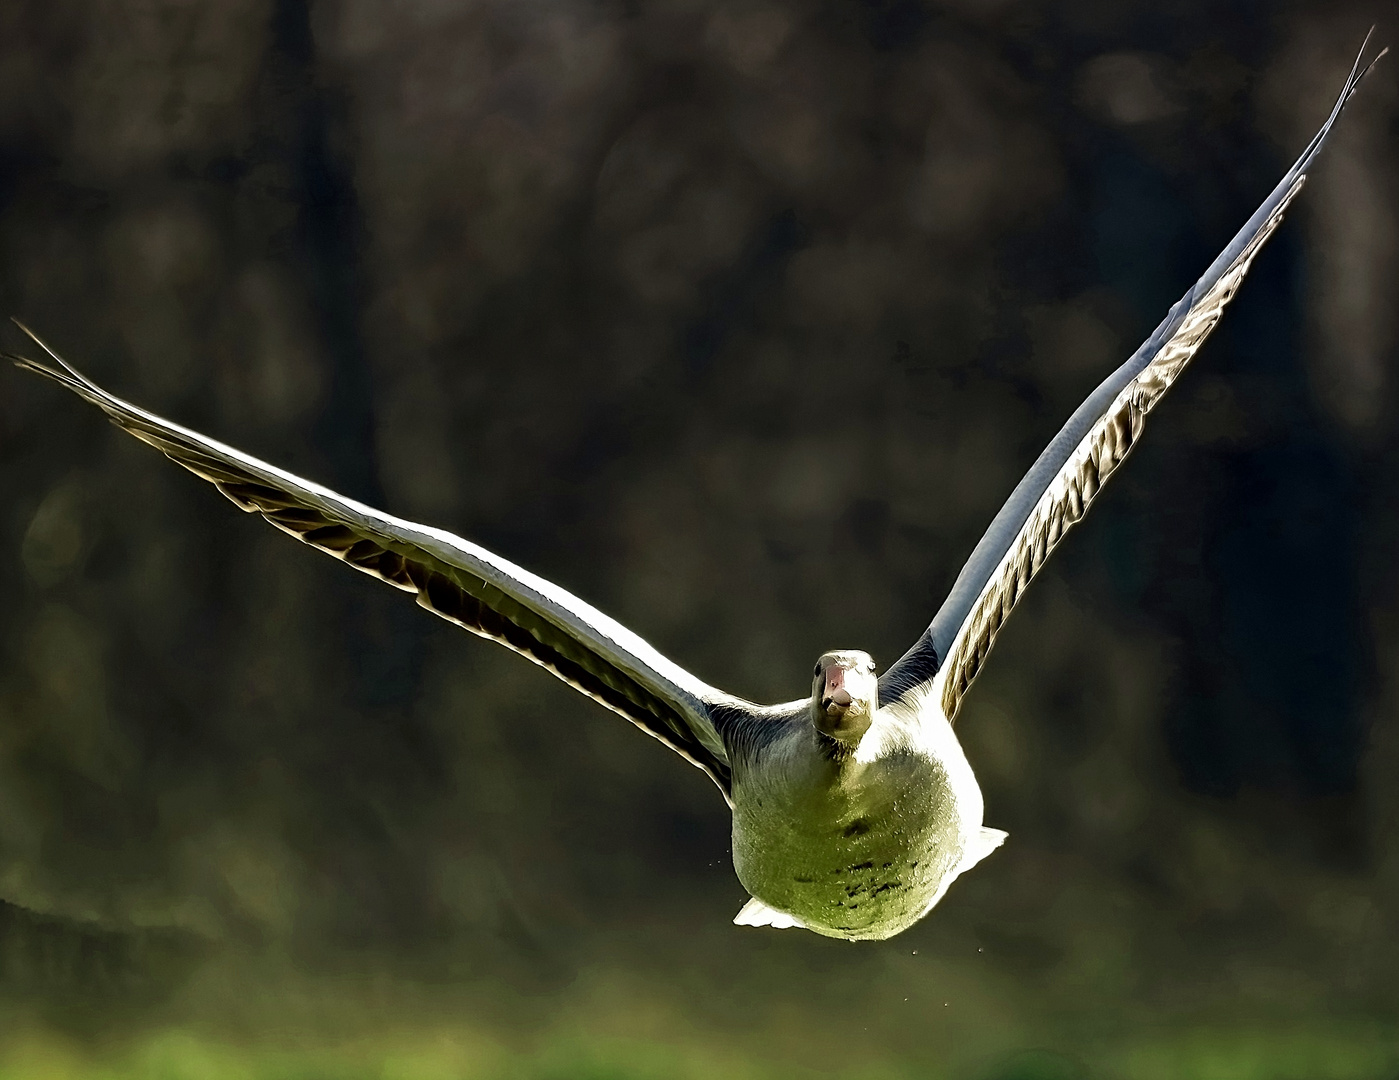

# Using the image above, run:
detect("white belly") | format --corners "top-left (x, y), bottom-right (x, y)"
top-left (730, 720), bottom-right (985, 941)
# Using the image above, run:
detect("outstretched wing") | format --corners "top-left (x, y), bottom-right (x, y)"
top-left (9, 327), bottom-right (737, 800)
top-left (880, 35), bottom-right (1386, 722)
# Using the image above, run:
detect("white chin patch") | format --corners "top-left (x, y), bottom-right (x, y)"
top-left (733, 896), bottom-right (804, 930)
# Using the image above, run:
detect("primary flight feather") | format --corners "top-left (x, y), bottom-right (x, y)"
top-left (7, 39), bottom-right (1384, 940)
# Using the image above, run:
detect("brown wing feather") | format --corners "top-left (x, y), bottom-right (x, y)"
top-left (9, 335), bottom-right (734, 800)
top-left (937, 180), bottom-right (1301, 722)
top-left (879, 35), bottom-right (1384, 723)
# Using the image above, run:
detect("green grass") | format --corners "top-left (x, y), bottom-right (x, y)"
top-left (0, 1025), bottom-right (1396, 1080)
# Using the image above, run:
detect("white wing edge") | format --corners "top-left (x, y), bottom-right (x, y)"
top-left (889, 35), bottom-right (1384, 722)
top-left (930, 178), bottom-right (1302, 721)
top-left (9, 323), bottom-right (732, 766)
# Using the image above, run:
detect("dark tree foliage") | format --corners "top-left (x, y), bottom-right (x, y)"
top-left (0, 0), bottom-right (1395, 1074)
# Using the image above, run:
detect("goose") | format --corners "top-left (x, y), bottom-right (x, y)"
top-left (7, 40), bottom-right (1384, 942)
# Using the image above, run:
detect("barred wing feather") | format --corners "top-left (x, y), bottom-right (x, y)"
top-left (879, 35), bottom-right (1385, 722)
top-left (8, 328), bottom-right (735, 799)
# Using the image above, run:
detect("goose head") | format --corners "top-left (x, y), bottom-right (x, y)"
top-left (810, 650), bottom-right (878, 749)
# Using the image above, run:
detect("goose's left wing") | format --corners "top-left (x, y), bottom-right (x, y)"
top-left (880, 36), bottom-right (1385, 722)
top-left (9, 327), bottom-right (738, 800)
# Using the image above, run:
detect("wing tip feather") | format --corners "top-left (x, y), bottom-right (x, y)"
top-left (8, 318), bottom-right (100, 391)
top-left (1297, 32), bottom-right (1387, 178)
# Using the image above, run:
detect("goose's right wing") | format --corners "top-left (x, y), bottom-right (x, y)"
top-left (879, 35), bottom-right (1386, 722)
top-left (10, 327), bottom-right (742, 801)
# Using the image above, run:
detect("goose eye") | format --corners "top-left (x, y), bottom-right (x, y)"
top-left (866, 662), bottom-right (876, 674)
top-left (813, 663), bottom-right (823, 678)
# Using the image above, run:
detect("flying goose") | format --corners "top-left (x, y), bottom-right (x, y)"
top-left (7, 40), bottom-right (1383, 941)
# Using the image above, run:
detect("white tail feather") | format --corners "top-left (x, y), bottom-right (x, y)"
top-left (733, 896), bottom-right (803, 929)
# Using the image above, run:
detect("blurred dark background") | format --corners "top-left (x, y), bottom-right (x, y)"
top-left (0, 0), bottom-right (1396, 1076)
